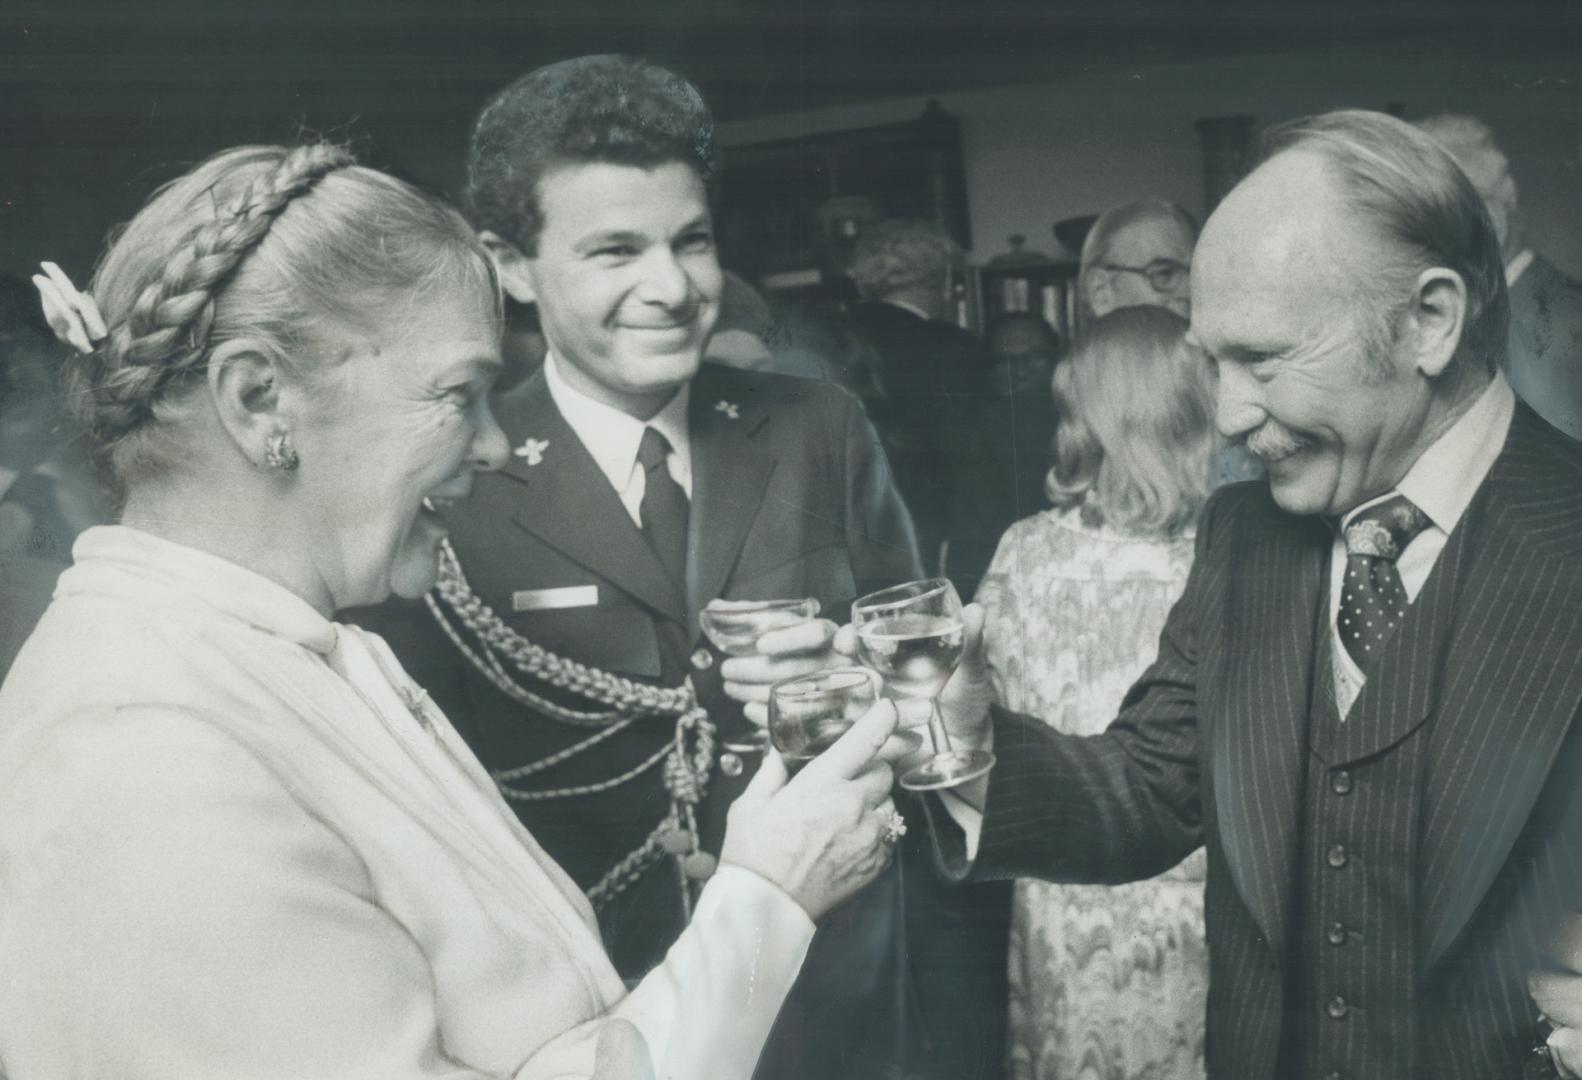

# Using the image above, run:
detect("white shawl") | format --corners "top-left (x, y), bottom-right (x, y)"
top-left (0, 526), bottom-right (812, 1079)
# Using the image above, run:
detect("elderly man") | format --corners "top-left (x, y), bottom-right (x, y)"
top-left (1417, 112), bottom-right (1582, 440)
top-left (1077, 199), bottom-right (1198, 322)
top-left (907, 109), bottom-right (1582, 1079)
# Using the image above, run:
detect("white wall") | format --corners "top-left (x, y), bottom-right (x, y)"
top-left (717, 38), bottom-right (1582, 276)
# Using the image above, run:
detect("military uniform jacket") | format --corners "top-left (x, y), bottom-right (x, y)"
top-left (361, 361), bottom-right (920, 974)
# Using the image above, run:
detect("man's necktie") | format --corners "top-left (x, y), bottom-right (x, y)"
top-left (1337, 493), bottom-right (1431, 671)
top-left (637, 426), bottom-right (689, 586)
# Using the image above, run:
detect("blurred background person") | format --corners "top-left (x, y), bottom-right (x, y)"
top-left (1076, 200), bottom-right (1196, 324)
top-left (703, 270), bottom-right (779, 373)
top-left (975, 305), bottom-right (1216, 1080)
top-left (0, 270), bottom-right (105, 679)
top-left (1417, 112), bottom-right (1582, 440)
top-left (941, 311), bottom-right (1064, 604)
top-left (983, 311), bottom-right (1061, 525)
top-left (846, 217), bottom-right (991, 577)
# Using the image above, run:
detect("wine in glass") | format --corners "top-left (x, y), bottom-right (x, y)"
top-left (767, 667), bottom-right (883, 773)
top-left (700, 597), bottom-right (821, 753)
top-left (852, 578), bottom-right (995, 791)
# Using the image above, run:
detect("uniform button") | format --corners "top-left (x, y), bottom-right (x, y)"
top-left (1326, 921), bottom-right (1348, 946)
top-left (1326, 844), bottom-right (1349, 869)
top-left (719, 752), bottom-right (743, 777)
top-left (1326, 995), bottom-right (1349, 1020)
top-left (1331, 770), bottom-right (1353, 795)
top-left (690, 648), bottom-right (714, 671)
top-left (1323, 1072), bottom-right (1343, 1080)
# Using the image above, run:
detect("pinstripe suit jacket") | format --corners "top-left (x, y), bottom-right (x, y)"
top-left (966, 404), bottom-right (1582, 1078)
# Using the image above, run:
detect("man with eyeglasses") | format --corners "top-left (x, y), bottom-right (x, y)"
top-left (1077, 199), bottom-right (1198, 322)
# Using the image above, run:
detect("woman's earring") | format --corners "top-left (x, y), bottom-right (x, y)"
top-left (264, 432), bottom-right (300, 471)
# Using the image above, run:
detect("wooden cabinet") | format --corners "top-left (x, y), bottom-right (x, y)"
top-left (976, 242), bottom-right (1080, 339)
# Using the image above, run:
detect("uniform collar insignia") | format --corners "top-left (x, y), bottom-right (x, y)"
top-left (514, 437), bottom-right (550, 466)
top-left (714, 400), bottom-right (740, 420)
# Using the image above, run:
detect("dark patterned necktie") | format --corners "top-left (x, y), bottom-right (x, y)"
top-left (1337, 493), bottom-right (1431, 671)
top-left (637, 426), bottom-right (689, 585)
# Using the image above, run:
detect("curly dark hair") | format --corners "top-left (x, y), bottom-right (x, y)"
top-left (465, 54), bottom-right (717, 255)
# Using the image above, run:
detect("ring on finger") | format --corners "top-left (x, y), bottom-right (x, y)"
top-left (879, 806), bottom-right (907, 845)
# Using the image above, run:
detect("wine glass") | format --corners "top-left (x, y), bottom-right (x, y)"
top-left (767, 667), bottom-right (882, 773)
top-left (851, 578), bottom-right (995, 791)
top-left (700, 597), bottom-right (821, 753)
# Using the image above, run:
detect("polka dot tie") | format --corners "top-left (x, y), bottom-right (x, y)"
top-left (1338, 494), bottom-right (1431, 671)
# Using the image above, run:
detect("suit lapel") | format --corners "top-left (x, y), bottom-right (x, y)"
top-left (1418, 406), bottom-right (1582, 966)
top-left (490, 373), bottom-right (687, 625)
top-left (1211, 494), bottom-right (1330, 956)
top-left (686, 367), bottom-right (777, 628)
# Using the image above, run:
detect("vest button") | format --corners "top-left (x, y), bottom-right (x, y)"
top-left (1331, 769), bottom-right (1353, 795)
top-left (1326, 995), bottom-right (1349, 1020)
top-left (1326, 921), bottom-right (1348, 946)
top-left (1326, 844), bottom-right (1349, 869)
top-left (690, 647), bottom-right (714, 671)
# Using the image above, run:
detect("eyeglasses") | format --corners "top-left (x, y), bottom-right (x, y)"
top-left (1101, 258), bottom-right (1189, 293)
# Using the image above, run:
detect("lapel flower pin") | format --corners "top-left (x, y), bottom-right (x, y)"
top-left (714, 400), bottom-right (740, 420)
top-left (514, 437), bottom-right (550, 466)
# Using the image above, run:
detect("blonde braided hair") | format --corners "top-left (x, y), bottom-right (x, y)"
top-left (91, 144), bottom-right (353, 441)
top-left (70, 143), bottom-right (496, 498)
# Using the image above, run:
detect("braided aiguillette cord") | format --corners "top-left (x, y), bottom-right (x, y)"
top-left (424, 538), bottom-right (717, 910)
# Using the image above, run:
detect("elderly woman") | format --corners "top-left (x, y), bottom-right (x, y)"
top-left (0, 145), bottom-right (901, 1080)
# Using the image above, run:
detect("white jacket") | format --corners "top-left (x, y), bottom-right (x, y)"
top-left (0, 526), bottom-right (812, 1080)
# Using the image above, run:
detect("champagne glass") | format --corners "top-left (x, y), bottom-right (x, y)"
top-left (852, 578), bottom-right (994, 791)
top-left (767, 667), bottom-right (882, 773)
top-left (701, 597), bottom-right (821, 753)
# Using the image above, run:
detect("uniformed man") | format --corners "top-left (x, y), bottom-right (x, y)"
top-left (354, 55), bottom-right (948, 1080)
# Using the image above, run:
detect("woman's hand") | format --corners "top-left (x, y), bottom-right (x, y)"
top-left (720, 618), bottom-right (841, 727)
top-left (719, 698), bottom-right (901, 921)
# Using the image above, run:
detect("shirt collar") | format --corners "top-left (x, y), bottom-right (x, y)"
top-left (542, 352), bottom-right (691, 490)
top-left (1506, 249), bottom-right (1535, 287)
top-left (1341, 373), bottom-right (1515, 536)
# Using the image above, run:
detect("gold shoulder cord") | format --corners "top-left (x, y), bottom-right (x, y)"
top-left (425, 538), bottom-right (717, 919)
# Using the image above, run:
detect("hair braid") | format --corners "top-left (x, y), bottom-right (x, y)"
top-left (88, 143), bottom-right (353, 442)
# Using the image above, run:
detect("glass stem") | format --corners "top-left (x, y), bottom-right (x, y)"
top-left (925, 697), bottom-right (954, 756)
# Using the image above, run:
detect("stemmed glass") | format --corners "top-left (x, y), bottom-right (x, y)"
top-left (700, 597), bottom-right (821, 753)
top-left (851, 578), bottom-right (995, 791)
top-left (767, 667), bottom-right (882, 773)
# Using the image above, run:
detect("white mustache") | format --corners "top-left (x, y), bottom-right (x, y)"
top-left (1245, 424), bottom-right (1308, 460)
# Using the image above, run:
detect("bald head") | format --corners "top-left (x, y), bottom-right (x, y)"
top-left (1189, 110), bottom-right (1504, 520)
top-left (1193, 150), bottom-right (1379, 360)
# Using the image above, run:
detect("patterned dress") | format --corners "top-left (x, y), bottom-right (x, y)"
top-left (976, 506), bottom-right (1207, 1080)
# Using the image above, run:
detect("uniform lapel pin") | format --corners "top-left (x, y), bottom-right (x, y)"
top-left (715, 400), bottom-right (740, 420)
top-left (514, 437), bottom-right (550, 466)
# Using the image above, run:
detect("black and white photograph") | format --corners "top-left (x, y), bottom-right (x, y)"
top-left (3, 2), bottom-right (1582, 1077)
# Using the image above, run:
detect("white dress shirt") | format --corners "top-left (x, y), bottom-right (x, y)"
top-left (945, 374), bottom-right (1516, 859)
top-left (543, 352), bottom-right (692, 525)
